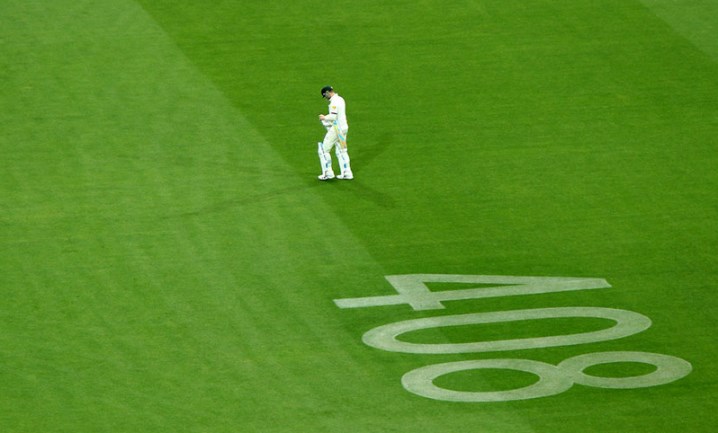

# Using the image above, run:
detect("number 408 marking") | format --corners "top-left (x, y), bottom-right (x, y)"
top-left (334, 275), bottom-right (692, 402)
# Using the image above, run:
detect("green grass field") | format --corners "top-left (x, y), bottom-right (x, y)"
top-left (2, 1), bottom-right (717, 432)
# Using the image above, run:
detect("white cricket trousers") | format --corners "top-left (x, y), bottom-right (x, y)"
top-left (318, 125), bottom-right (352, 175)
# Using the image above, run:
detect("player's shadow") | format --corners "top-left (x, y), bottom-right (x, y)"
top-left (164, 133), bottom-right (397, 220)
top-left (359, 132), bottom-right (392, 169)
top-left (344, 132), bottom-right (396, 209)
top-left (163, 181), bottom-right (313, 221)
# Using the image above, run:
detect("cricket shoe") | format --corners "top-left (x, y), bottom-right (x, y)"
top-left (337, 172), bottom-right (354, 180)
top-left (318, 171), bottom-right (335, 181)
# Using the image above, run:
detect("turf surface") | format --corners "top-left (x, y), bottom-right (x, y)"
top-left (1, 1), bottom-right (716, 432)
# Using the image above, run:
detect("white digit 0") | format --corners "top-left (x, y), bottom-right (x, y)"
top-left (335, 274), bottom-right (692, 402)
top-left (363, 307), bottom-right (651, 354)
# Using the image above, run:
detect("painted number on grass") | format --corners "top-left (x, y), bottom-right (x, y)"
top-left (334, 275), bottom-right (692, 402)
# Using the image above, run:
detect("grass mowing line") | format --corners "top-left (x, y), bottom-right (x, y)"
top-left (1, 3), bottom-right (547, 430)
top-left (639, 0), bottom-right (718, 61)
top-left (0, 1), bottom-right (441, 432)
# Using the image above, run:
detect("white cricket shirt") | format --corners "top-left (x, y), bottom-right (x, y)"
top-left (328, 94), bottom-right (349, 131)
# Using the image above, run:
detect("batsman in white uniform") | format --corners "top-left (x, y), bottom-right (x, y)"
top-left (317, 85), bottom-right (353, 180)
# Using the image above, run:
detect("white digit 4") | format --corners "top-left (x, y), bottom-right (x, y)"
top-left (335, 274), bottom-right (611, 311)
top-left (334, 274), bottom-right (692, 402)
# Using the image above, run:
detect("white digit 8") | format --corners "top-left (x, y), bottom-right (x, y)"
top-left (401, 352), bottom-right (692, 402)
top-left (402, 358), bottom-right (571, 402)
top-left (557, 351), bottom-right (693, 389)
